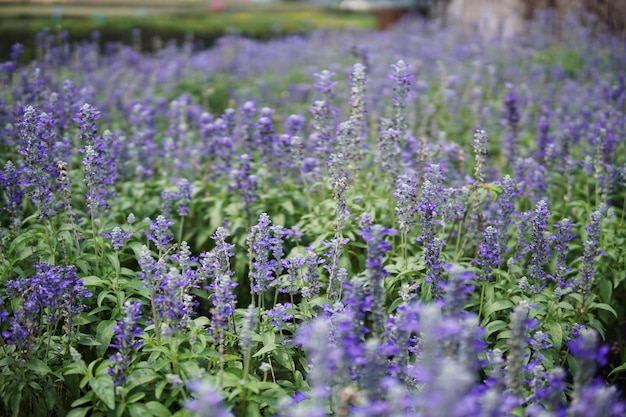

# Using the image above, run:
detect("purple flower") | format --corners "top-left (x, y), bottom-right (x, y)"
top-left (552, 218), bottom-right (576, 290)
top-left (144, 215), bottom-right (174, 253)
top-left (495, 175), bottom-right (518, 259)
top-left (185, 380), bottom-right (233, 417)
top-left (208, 273), bottom-right (237, 340)
top-left (280, 257), bottom-right (305, 295)
top-left (574, 208), bottom-right (604, 296)
top-left (358, 213), bottom-right (396, 336)
top-left (527, 200), bottom-right (552, 291)
top-left (229, 153), bottom-right (259, 217)
top-left (246, 214), bottom-right (284, 295)
top-left (81, 129), bottom-right (118, 214)
top-left (378, 118), bottom-right (402, 183)
top-left (264, 303), bottom-right (293, 328)
top-left (137, 245), bottom-right (165, 294)
top-left (475, 226), bottom-right (500, 281)
top-left (238, 304), bottom-right (256, 353)
top-left (391, 59), bottom-right (412, 138)
top-left (102, 226), bottom-right (133, 250)
top-left (18, 106), bottom-right (62, 218)
top-left (0, 160), bottom-right (24, 230)
top-left (505, 301), bottom-right (537, 398)
top-left (393, 173), bottom-right (418, 234)
top-left (108, 301), bottom-right (143, 386)
top-left (3, 263), bottom-right (91, 350)
top-left (503, 82), bottom-right (520, 161)
top-left (472, 129), bottom-right (489, 184)
top-left (155, 267), bottom-right (196, 335)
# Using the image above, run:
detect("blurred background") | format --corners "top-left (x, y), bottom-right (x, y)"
top-left (0, 0), bottom-right (624, 59)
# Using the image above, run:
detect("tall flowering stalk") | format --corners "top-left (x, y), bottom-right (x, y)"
top-left (2, 262), bottom-right (91, 359)
top-left (417, 166), bottom-right (446, 298)
top-left (552, 218), bottom-right (575, 296)
top-left (0, 160), bottom-right (24, 231)
top-left (574, 207), bottom-right (604, 303)
top-left (246, 213), bottom-right (284, 308)
top-left (505, 301), bottom-right (535, 400)
top-left (471, 128), bottom-right (489, 186)
top-left (18, 106), bottom-right (62, 219)
top-left (230, 153), bottom-right (259, 225)
top-left (76, 104), bottom-right (117, 216)
top-left (343, 62), bottom-right (367, 171)
top-left (108, 301), bottom-right (143, 387)
top-left (527, 200), bottom-right (552, 294)
top-left (358, 213), bottom-right (396, 337)
top-left (394, 173), bottom-right (418, 269)
top-left (137, 245), bottom-right (165, 342)
top-left (495, 175), bottom-right (518, 261)
top-left (102, 226), bottom-right (133, 291)
top-left (377, 118), bottom-right (402, 185)
top-left (391, 59), bottom-right (411, 149)
top-left (503, 82), bottom-right (521, 161)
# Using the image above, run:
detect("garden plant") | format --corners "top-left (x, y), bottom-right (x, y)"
top-left (0, 13), bottom-right (626, 417)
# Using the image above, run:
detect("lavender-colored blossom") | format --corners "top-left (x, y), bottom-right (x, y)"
top-left (393, 173), bottom-right (418, 234)
top-left (185, 380), bottom-right (234, 417)
top-left (505, 301), bottom-right (536, 398)
top-left (391, 59), bottom-right (411, 140)
top-left (472, 129), bottom-right (489, 185)
top-left (126, 102), bottom-right (157, 179)
top-left (442, 265), bottom-right (476, 317)
top-left (527, 200), bottom-right (552, 290)
top-left (552, 218), bottom-right (575, 290)
top-left (574, 208), bottom-right (604, 296)
top-left (238, 304), bottom-right (257, 353)
top-left (475, 226), bottom-right (500, 282)
top-left (247, 213), bottom-right (284, 295)
top-left (495, 175), bottom-right (518, 258)
top-left (0, 160), bottom-right (24, 230)
top-left (144, 215), bottom-right (175, 253)
top-left (417, 168), bottom-right (446, 298)
top-left (302, 250), bottom-right (323, 299)
top-left (102, 226), bottom-right (133, 250)
top-left (108, 301), bottom-right (143, 386)
top-left (229, 153), bottom-right (259, 217)
top-left (535, 108), bottom-right (553, 162)
top-left (358, 213), bottom-right (396, 336)
top-left (175, 178), bottom-right (192, 217)
top-left (137, 245), bottom-right (166, 294)
top-left (264, 303), bottom-right (293, 329)
top-left (503, 82), bottom-right (520, 161)
top-left (208, 273), bottom-right (238, 338)
top-left (81, 128), bottom-right (118, 214)
top-left (280, 257), bottom-right (304, 295)
top-left (18, 106), bottom-right (62, 218)
top-left (378, 118), bottom-right (402, 183)
top-left (155, 267), bottom-right (196, 335)
top-left (3, 263), bottom-right (91, 350)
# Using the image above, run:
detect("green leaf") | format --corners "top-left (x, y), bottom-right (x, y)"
top-left (253, 342), bottom-right (277, 358)
top-left (125, 391), bottom-right (146, 404)
top-left (26, 358), bottom-right (53, 375)
top-left (89, 376), bottom-right (115, 410)
top-left (484, 320), bottom-right (508, 338)
top-left (127, 369), bottom-right (159, 391)
top-left (547, 321), bottom-right (563, 350)
top-left (144, 401), bottom-right (172, 417)
top-left (608, 362), bottom-right (626, 377)
top-left (481, 300), bottom-right (514, 324)
top-left (96, 319), bottom-right (116, 357)
top-left (588, 302), bottom-right (618, 319)
top-left (128, 403), bottom-right (151, 417)
top-left (66, 408), bottom-right (90, 417)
